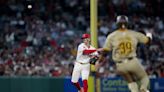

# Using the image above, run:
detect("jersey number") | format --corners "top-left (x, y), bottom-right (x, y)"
top-left (118, 42), bottom-right (132, 55)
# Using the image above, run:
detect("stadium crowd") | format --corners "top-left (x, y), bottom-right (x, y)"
top-left (0, 0), bottom-right (164, 78)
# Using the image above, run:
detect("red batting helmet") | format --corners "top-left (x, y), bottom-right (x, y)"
top-left (82, 33), bottom-right (90, 39)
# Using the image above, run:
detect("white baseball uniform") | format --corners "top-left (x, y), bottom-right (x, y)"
top-left (71, 43), bottom-right (98, 83)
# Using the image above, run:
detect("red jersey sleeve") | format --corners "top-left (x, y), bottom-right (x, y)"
top-left (83, 49), bottom-right (97, 55)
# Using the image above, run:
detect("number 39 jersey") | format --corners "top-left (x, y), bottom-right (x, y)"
top-left (103, 29), bottom-right (149, 62)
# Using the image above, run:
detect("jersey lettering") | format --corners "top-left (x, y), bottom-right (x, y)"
top-left (118, 42), bottom-right (132, 55)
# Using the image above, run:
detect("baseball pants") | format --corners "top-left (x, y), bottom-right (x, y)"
top-left (71, 62), bottom-right (90, 83)
top-left (116, 57), bottom-right (149, 91)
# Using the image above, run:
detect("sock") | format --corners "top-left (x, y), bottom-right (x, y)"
top-left (83, 80), bottom-right (88, 92)
top-left (128, 82), bottom-right (139, 92)
top-left (72, 82), bottom-right (81, 90)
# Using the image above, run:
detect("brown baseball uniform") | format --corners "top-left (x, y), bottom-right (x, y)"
top-left (103, 29), bottom-right (149, 91)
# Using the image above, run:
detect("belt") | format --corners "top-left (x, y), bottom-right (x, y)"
top-left (77, 62), bottom-right (89, 65)
top-left (117, 57), bottom-right (135, 63)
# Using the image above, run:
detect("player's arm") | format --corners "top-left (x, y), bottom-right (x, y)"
top-left (83, 49), bottom-right (97, 55)
top-left (77, 44), bottom-right (96, 55)
top-left (136, 31), bottom-right (152, 45)
top-left (96, 48), bottom-right (110, 63)
top-left (97, 35), bottom-right (112, 62)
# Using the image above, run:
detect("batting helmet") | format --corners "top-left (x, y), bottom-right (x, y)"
top-left (82, 33), bottom-right (90, 39)
top-left (116, 15), bottom-right (128, 28)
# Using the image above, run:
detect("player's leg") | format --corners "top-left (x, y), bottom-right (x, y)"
top-left (128, 82), bottom-right (139, 92)
top-left (118, 71), bottom-right (139, 92)
top-left (130, 58), bottom-right (150, 92)
top-left (138, 70), bottom-right (149, 92)
top-left (81, 64), bottom-right (90, 92)
top-left (116, 63), bottom-right (139, 92)
top-left (71, 62), bottom-right (82, 91)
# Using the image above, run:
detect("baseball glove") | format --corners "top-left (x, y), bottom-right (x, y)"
top-left (89, 56), bottom-right (99, 65)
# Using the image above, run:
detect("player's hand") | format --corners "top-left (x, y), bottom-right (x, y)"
top-left (146, 31), bottom-right (152, 40)
top-left (96, 48), bottom-right (104, 54)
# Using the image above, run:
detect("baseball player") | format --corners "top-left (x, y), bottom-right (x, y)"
top-left (71, 33), bottom-right (99, 92)
top-left (97, 15), bottom-right (152, 92)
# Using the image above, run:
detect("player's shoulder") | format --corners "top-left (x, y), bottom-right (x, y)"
top-left (106, 31), bottom-right (117, 38)
top-left (128, 29), bottom-right (144, 35)
top-left (78, 43), bottom-right (85, 47)
top-left (126, 29), bottom-right (139, 35)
